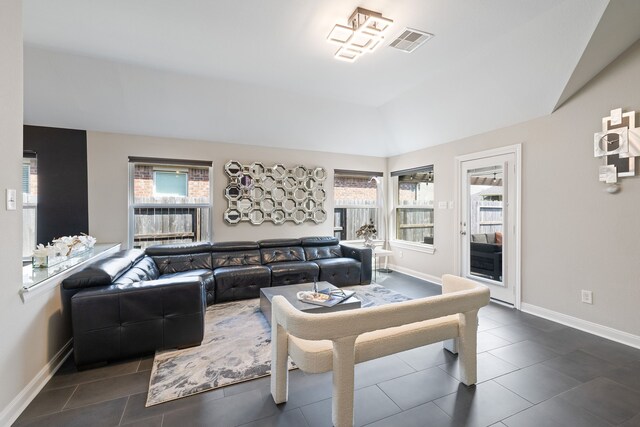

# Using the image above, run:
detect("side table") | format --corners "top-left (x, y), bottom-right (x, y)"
top-left (373, 248), bottom-right (393, 281)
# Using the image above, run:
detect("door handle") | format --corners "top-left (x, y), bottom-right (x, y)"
top-left (460, 231), bottom-right (467, 235)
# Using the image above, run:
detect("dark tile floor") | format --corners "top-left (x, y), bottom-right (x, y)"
top-left (13, 272), bottom-right (640, 427)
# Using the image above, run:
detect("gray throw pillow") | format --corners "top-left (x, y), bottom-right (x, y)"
top-left (472, 233), bottom-right (488, 243)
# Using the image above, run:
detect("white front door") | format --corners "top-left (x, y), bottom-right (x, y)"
top-left (458, 150), bottom-right (519, 305)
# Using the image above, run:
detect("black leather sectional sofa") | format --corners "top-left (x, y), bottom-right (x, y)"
top-left (62, 236), bottom-right (371, 366)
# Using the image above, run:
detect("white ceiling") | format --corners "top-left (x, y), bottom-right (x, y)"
top-left (22, 0), bottom-right (640, 156)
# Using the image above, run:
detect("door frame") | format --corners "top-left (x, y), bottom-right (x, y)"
top-left (454, 144), bottom-right (522, 309)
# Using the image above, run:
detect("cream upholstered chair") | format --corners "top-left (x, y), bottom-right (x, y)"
top-left (270, 274), bottom-right (490, 427)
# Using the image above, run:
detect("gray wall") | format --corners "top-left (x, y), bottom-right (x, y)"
top-left (0, 2), bottom-right (71, 424)
top-left (86, 132), bottom-right (387, 245)
top-left (388, 40), bottom-right (640, 337)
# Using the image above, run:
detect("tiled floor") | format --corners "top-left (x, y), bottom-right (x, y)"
top-left (13, 272), bottom-right (640, 427)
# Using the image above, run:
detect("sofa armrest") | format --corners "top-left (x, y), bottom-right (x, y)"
top-left (71, 277), bottom-right (206, 366)
top-left (340, 245), bottom-right (372, 284)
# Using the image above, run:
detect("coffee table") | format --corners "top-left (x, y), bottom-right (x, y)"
top-left (260, 282), bottom-right (361, 326)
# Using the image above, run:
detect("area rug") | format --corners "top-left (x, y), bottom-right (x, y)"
top-left (145, 283), bottom-right (411, 406)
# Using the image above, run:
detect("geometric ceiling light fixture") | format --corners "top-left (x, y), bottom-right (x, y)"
top-left (327, 7), bottom-right (393, 63)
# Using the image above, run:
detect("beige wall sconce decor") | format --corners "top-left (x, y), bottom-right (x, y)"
top-left (594, 108), bottom-right (640, 192)
top-left (223, 161), bottom-right (327, 225)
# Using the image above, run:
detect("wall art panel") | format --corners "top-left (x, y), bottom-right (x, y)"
top-left (223, 161), bottom-right (327, 225)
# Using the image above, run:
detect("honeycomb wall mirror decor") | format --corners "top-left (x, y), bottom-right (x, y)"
top-left (223, 161), bottom-right (327, 225)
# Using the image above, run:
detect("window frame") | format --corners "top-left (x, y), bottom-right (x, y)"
top-left (128, 159), bottom-right (214, 249)
top-left (390, 165), bottom-right (435, 254)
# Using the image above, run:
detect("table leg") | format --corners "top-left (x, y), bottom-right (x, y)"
top-left (374, 255), bottom-right (377, 282)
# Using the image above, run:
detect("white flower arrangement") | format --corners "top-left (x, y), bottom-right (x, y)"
top-left (32, 234), bottom-right (97, 258)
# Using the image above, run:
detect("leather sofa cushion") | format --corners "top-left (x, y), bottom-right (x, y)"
top-left (212, 250), bottom-right (261, 269)
top-left (304, 245), bottom-right (343, 261)
top-left (152, 252), bottom-right (212, 275)
top-left (159, 269), bottom-right (215, 305)
top-left (213, 265), bottom-right (270, 303)
top-left (260, 246), bottom-right (306, 264)
top-left (258, 238), bottom-right (302, 248)
top-left (314, 258), bottom-right (362, 286)
top-left (211, 241), bottom-right (259, 252)
top-left (268, 261), bottom-right (319, 286)
top-left (300, 236), bottom-right (339, 247)
top-left (63, 249), bottom-right (145, 290)
top-left (145, 242), bottom-right (212, 256)
top-left (112, 256), bottom-right (160, 286)
top-left (62, 269), bottom-right (111, 290)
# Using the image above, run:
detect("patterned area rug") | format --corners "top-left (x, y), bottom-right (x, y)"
top-left (146, 283), bottom-right (411, 406)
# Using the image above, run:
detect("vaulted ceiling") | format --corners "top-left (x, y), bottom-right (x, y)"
top-left (22, 0), bottom-right (640, 156)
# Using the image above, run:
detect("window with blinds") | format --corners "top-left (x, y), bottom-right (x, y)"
top-left (392, 166), bottom-right (435, 245)
top-left (128, 157), bottom-right (213, 249)
top-left (22, 156), bottom-right (38, 259)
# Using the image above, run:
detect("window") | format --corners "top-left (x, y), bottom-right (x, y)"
top-left (129, 157), bottom-right (212, 249)
top-left (154, 170), bottom-right (188, 197)
top-left (22, 154), bottom-right (38, 259)
top-left (392, 166), bottom-right (434, 245)
top-left (333, 170), bottom-right (383, 241)
top-left (469, 167), bottom-right (503, 235)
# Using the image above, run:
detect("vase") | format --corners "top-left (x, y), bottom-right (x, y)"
top-left (32, 254), bottom-right (65, 268)
top-left (31, 247), bottom-right (92, 269)
top-left (363, 235), bottom-right (375, 248)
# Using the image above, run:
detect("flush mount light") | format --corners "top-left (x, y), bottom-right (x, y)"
top-left (327, 7), bottom-right (393, 63)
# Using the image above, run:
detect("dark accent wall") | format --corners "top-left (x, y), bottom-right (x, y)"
top-left (23, 125), bottom-right (88, 245)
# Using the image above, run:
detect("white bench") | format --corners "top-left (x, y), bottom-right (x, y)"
top-left (270, 274), bottom-right (490, 427)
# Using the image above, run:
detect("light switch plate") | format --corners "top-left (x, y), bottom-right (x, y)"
top-left (438, 201), bottom-right (447, 209)
top-left (6, 189), bottom-right (16, 210)
top-left (448, 201), bottom-right (454, 209)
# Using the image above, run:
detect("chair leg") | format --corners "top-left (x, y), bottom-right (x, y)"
top-left (270, 323), bottom-right (289, 404)
top-left (458, 309), bottom-right (479, 386)
top-left (332, 336), bottom-right (357, 427)
top-left (443, 338), bottom-right (458, 354)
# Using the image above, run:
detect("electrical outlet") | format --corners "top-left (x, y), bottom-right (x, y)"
top-left (399, 251), bottom-right (403, 258)
top-left (581, 290), bottom-right (593, 304)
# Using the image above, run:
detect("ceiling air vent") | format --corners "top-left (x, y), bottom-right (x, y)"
top-left (389, 28), bottom-right (434, 53)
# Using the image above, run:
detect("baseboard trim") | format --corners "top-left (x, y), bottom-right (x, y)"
top-left (521, 303), bottom-right (640, 350)
top-left (386, 264), bottom-right (442, 286)
top-left (0, 339), bottom-right (73, 427)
